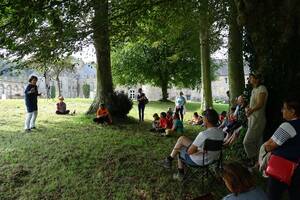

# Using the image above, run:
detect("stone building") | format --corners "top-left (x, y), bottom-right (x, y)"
top-left (0, 59), bottom-right (249, 101)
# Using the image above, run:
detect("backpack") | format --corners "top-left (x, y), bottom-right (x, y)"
top-left (144, 97), bottom-right (149, 104)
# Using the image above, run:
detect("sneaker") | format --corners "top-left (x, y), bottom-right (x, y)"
top-left (156, 158), bottom-right (172, 169)
top-left (173, 172), bottom-right (185, 181)
top-left (160, 133), bottom-right (166, 137)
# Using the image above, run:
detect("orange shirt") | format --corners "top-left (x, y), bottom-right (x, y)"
top-left (96, 108), bottom-right (109, 117)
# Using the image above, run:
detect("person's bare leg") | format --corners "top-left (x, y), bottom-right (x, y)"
top-left (170, 136), bottom-right (192, 158)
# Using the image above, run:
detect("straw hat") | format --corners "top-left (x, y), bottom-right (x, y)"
top-left (58, 96), bottom-right (64, 100)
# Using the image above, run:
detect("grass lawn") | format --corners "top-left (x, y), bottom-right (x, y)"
top-left (0, 99), bottom-right (232, 199)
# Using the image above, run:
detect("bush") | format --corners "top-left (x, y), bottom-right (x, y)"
top-left (107, 92), bottom-right (133, 118)
top-left (50, 86), bottom-right (56, 99)
top-left (82, 83), bottom-right (90, 98)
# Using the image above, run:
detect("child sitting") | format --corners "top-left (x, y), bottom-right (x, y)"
top-left (93, 103), bottom-right (112, 124)
top-left (166, 110), bottom-right (173, 128)
top-left (150, 113), bottom-right (160, 132)
top-left (188, 112), bottom-right (203, 125)
top-left (56, 96), bottom-right (70, 115)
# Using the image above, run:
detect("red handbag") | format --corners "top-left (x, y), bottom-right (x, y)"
top-left (266, 154), bottom-right (299, 185)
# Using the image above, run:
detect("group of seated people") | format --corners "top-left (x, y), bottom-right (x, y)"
top-left (151, 108), bottom-right (184, 136)
top-left (218, 95), bottom-right (248, 146)
top-left (157, 94), bottom-right (300, 200)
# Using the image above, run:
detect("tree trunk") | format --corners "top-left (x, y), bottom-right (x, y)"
top-left (44, 70), bottom-right (50, 98)
top-left (228, 0), bottom-right (245, 107)
top-left (199, 0), bottom-right (213, 109)
top-left (234, 0), bottom-right (300, 139)
top-left (160, 79), bottom-right (168, 101)
top-left (87, 0), bottom-right (114, 114)
top-left (56, 74), bottom-right (62, 97)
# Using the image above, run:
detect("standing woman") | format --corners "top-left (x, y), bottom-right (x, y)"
top-left (137, 88), bottom-right (147, 122)
top-left (243, 72), bottom-right (268, 166)
top-left (175, 92), bottom-right (186, 121)
top-left (24, 75), bottom-right (41, 132)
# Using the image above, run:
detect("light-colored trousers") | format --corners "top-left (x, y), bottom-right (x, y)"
top-left (243, 115), bottom-right (266, 159)
top-left (24, 111), bottom-right (38, 130)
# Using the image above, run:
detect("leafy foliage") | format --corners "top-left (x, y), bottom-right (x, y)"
top-left (50, 85), bottom-right (56, 99)
top-left (107, 92), bottom-right (133, 118)
top-left (82, 83), bottom-right (90, 98)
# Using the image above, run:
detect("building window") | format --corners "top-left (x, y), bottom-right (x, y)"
top-left (129, 89), bottom-right (135, 99)
top-left (225, 77), bottom-right (228, 84)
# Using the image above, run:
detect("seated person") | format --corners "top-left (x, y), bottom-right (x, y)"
top-left (158, 109), bottom-right (224, 180)
top-left (56, 96), bottom-right (70, 115)
top-left (93, 103), bottom-right (112, 124)
top-left (166, 110), bottom-right (173, 127)
top-left (224, 95), bottom-right (248, 146)
top-left (150, 113), bottom-right (160, 131)
top-left (188, 112), bottom-right (203, 125)
top-left (221, 162), bottom-right (267, 200)
top-left (151, 112), bottom-right (169, 133)
top-left (219, 107), bottom-right (237, 132)
top-left (164, 112), bottom-right (184, 136)
top-left (167, 107), bottom-right (173, 117)
top-left (219, 111), bottom-right (227, 123)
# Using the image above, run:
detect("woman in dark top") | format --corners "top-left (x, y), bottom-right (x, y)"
top-left (24, 75), bottom-right (41, 132)
top-left (137, 88), bottom-right (147, 122)
top-left (263, 95), bottom-right (300, 200)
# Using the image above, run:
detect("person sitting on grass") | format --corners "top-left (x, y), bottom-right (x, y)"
top-left (188, 112), bottom-right (203, 125)
top-left (219, 107), bottom-right (237, 133)
top-left (166, 109), bottom-right (173, 127)
top-left (150, 113), bottom-right (160, 132)
top-left (219, 111), bottom-right (227, 123)
top-left (93, 103), bottom-right (112, 124)
top-left (221, 162), bottom-right (267, 200)
top-left (158, 109), bottom-right (224, 180)
top-left (167, 107), bottom-right (173, 117)
top-left (164, 112), bottom-right (184, 136)
top-left (56, 96), bottom-right (71, 115)
top-left (224, 95), bottom-right (248, 146)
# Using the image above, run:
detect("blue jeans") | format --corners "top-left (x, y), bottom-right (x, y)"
top-left (179, 147), bottom-right (198, 167)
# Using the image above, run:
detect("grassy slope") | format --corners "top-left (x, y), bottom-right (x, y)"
top-left (0, 99), bottom-right (229, 200)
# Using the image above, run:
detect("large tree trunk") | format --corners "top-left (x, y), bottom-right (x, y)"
top-left (199, 0), bottom-right (213, 110)
top-left (235, 0), bottom-right (300, 139)
top-left (228, 0), bottom-right (245, 106)
top-left (87, 0), bottom-right (114, 114)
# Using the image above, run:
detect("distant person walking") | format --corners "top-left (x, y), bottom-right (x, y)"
top-left (137, 88), bottom-right (148, 122)
top-left (24, 75), bottom-right (41, 132)
top-left (175, 92), bottom-right (186, 121)
top-left (243, 72), bottom-right (268, 166)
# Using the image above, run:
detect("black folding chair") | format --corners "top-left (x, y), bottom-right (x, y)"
top-left (180, 139), bottom-right (223, 192)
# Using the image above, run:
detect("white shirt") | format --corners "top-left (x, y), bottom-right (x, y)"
top-left (191, 127), bottom-right (224, 165)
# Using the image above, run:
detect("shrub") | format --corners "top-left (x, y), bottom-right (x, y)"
top-left (50, 86), bottom-right (56, 99)
top-left (107, 92), bottom-right (133, 118)
top-left (82, 83), bottom-right (90, 98)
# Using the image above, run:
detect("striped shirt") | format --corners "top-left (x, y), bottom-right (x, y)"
top-left (271, 122), bottom-right (297, 146)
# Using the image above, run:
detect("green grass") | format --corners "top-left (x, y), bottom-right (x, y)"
top-left (0, 99), bottom-right (230, 200)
